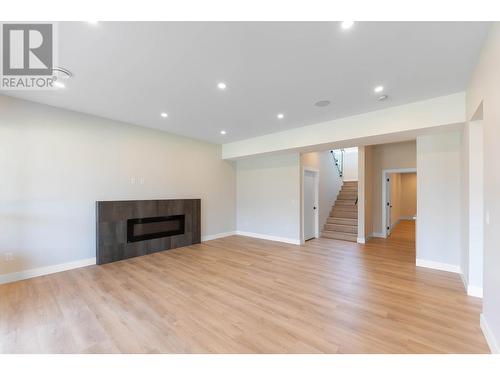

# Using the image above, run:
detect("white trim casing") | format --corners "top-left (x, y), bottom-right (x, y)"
top-left (0, 257), bottom-right (96, 285)
top-left (480, 314), bottom-right (499, 354)
top-left (235, 231), bottom-right (301, 245)
top-left (201, 231), bottom-right (236, 241)
top-left (356, 237), bottom-right (366, 244)
top-left (415, 258), bottom-right (461, 273)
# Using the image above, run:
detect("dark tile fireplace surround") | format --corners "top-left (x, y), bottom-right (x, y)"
top-left (96, 199), bottom-right (201, 265)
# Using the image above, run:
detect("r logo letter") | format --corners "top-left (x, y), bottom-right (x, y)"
top-left (28, 29), bottom-right (48, 69)
top-left (2, 23), bottom-right (53, 76)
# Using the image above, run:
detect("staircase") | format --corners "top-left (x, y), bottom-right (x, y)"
top-left (321, 181), bottom-right (358, 242)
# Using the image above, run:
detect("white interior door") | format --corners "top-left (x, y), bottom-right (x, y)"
top-left (304, 171), bottom-right (317, 241)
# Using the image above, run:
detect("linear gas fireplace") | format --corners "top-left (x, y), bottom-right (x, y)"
top-left (127, 215), bottom-right (185, 243)
top-left (96, 199), bottom-right (200, 265)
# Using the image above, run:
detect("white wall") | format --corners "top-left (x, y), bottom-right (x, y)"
top-left (467, 22), bottom-right (500, 353)
top-left (389, 173), bottom-right (402, 228)
top-left (222, 93), bottom-right (465, 159)
top-left (301, 151), bottom-right (343, 235)
top-left (0, 95), bottom-right (236, 276)
top-left (461, 122), bottom-right (471, 283)
top-left (357, 145), bottom-right (373, 242)
top-left (342, 147), bottom-right (358, 181)
top-left (467, 122), bottom-right (484, 292)
top-left (400, 172), bottom-right (417, 218)
top-left (236, 153), bottom-right (301, 243)
top-left (386, 172), bottom-right (417, 229)
top-left (461, 120), bottom-right (484, 296)
top-left (416, 131), bottom-right (461, 270)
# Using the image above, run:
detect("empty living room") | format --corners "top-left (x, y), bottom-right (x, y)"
top-left (1, 1), bottom-right (500, 373)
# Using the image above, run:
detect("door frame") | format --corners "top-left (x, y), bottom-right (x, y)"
top-left (386, 174), bottom-right (392, 237)
top-left (381, 168), bottom-right (417, 238)
top-left (302, 167), bottom-right (319, 243)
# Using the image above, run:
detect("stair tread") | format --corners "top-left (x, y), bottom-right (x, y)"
top-left (324, 222), bottom-right (357, 228)
top-left (324, 181), bottom-right (359, 229)
top-left (332, 209), bottom-right (357, 214)
top-left (331, 214), bottom-right (358, 219)
top-left (321, 230), bottom-right (357, 242)
top-left (322, 230), bottom-right (357, 236)
top-left (327, 217), bottom-right (358, 224)
top-left (332, 206), bottom-right (357, 211)
top-left (324, 223), bottom-right (357, 233)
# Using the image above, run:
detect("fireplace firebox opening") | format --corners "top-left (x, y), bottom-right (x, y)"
top-left (127, 215), bottom-right (185, 243)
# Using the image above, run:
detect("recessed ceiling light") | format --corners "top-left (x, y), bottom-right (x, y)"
top-left (340, 21), bottom-right (355, 30)
top-left (220, 130), bottom-right (227, 135)
top-left (160, 112), bottom-right (168, 118)
top-left (377, 95), bottom-right (389, 101)
top-left (87, 21), bottom-right (99, 25)
top-left (53, 81), bottom-right (65, 89)
top-left (314, 100), bottom-right (331, 107)
top-left (217, 82), bottom-right (227, 90)
top-left (374, 85), bottom-right (384, 93)
top-left (277, 113), bottom-right (284, 119)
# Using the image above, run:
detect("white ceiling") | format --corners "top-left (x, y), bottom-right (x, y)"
top-left (3, 22), bottom-right (490, 143)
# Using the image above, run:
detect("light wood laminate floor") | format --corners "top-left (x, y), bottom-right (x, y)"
top-left (0, 221), bottom-right (489, 353)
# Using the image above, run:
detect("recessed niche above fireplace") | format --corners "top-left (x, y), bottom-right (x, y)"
top-left (96, 199), bottom-right (200, 265)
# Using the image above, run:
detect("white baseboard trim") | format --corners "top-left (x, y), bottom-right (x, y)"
top-left (357, 237), bottom-right (366, 244)
top-left (201, 231), bottom-right (236, 241)
top-left (371, 232), bottom-right (387, 239)
top-left (467, 285), bottom-right (483, 298)
top-left (0, 257), bottom-right (96, 285)
top-left (459, 272), bottom-right (483, 297)
top-left (459, 272), bottom-right (468, 291)
top-left (399, 216), bottom-right (415, 221)
top-left (235, 231), bottom-right (301, 245)
top-left (480, 313), bottom-right (499, 354)
top-left (416, 258), bottom-right (461, 273)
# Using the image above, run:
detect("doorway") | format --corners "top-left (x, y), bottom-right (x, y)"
top-left (382, 168), bottom-right (417, 237)
top-left (303, 169), bottom-right (319, 241)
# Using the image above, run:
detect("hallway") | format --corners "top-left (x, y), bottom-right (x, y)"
top-left (368, 219), bottom-right (416, 262)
